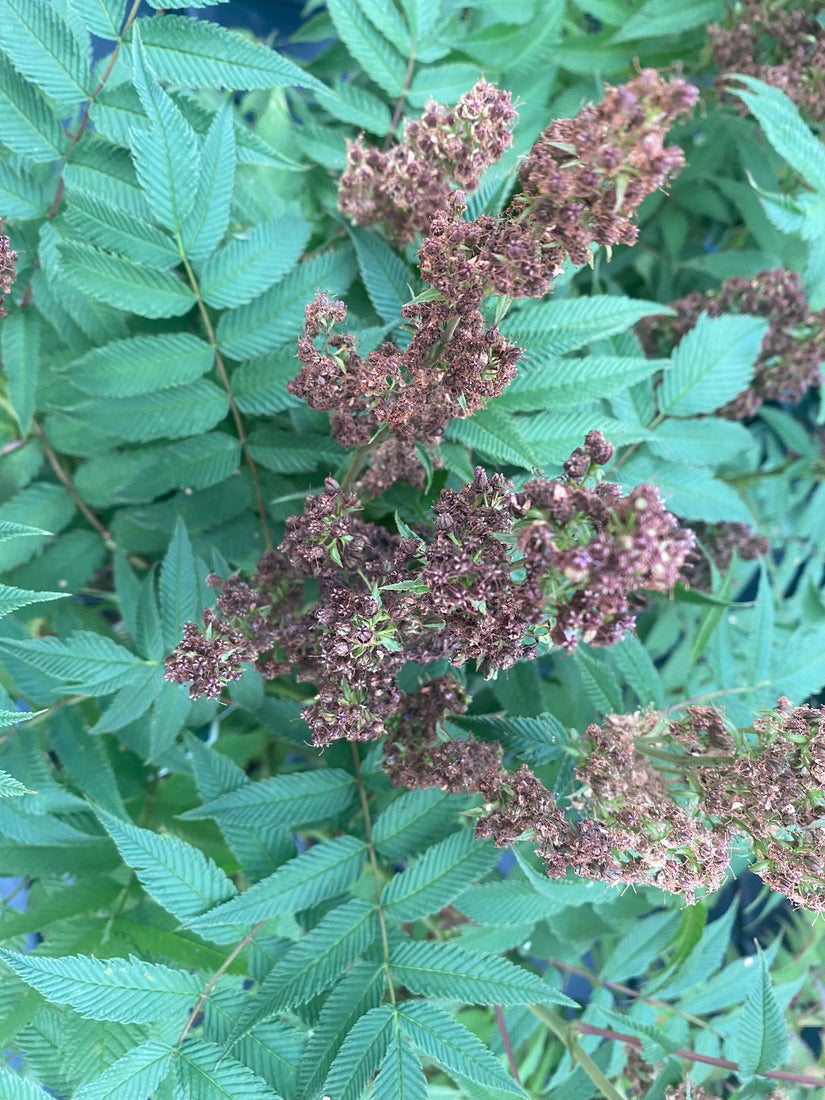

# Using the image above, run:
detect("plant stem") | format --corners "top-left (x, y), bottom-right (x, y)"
top-left (494, 1004), bottom-right (523, 1086)
top-left (31, 421), bottom-right (113, 544)
top-left (384, 52), bottom-right (417, 147)
top-left (176, 921), bottom-right (266, 1047)
top-left (351, 743), bottom-right (396, 1004)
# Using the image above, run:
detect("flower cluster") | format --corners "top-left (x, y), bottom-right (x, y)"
top-left (289, 292), bottom-right (521, 487)
top-left (688, 520), bottom-right (770, 590)
top-left (709, 0), bottom-right (825, 123)
top-left (0, 218), bottom-right (17, 317)
top-left (338, 79), bottom-right (517, 246)
top-left (167, 439), bottom-right (694, 747)
top-left (638, 268), bottom-right (825, 418)
top-left (419, 70), bottom-right (698, 307)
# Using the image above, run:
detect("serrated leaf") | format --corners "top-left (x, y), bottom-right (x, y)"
top-left (198, 213), bottom-right (310, 308)
top-left (734, 948), bottom-right (788, 1077)
top-left (321, 1004), bottom-right (395, 1100)
top-left (326, 0), bottom-right (407, 97)
top-left (183, 835), bottom-right (366, 938)
top-left (389, 941), bottom-right (574, 1006)
top-left (216, 249), bottom-right (355, 360)
top-left (231, 350), bottom-right (302, 415)
top-left (181, 102), bottom-right (235, 263)
top-left (0, 1066), bottom-right (52, 1100)
top-left (59, 242), bottom-right (196, 318)
top-left (1, 631), bottom-right (148, 696)
top-left (659, 314), bottom-right (767, 416)
top-left (611, 0), bottom-right (723, 41)
top-left (0, 52), bottom-right (67, 161)
top-left (733, 75), bottom-right (825, 194)
top-left (159, 518), bottom-right (199, 650)
top-left (73, 1039), bottom-right (174, 1100)
top-left (495, 356), bottom-right (664, 411)
top-left (0, 160), bottom-right (49, 219)
top-left (500, 297), bottom-right (672, 352)
top-left (446, 407), bottom-right (538, 469)
top-left (0, 484), bottom-right (74, 570)
top-left (0, 0), bottom-right (90, 103)
top-left (373, 1031), bottom-right (428, 1100)
top-left (71, 0), bottom-right (127, 41)
top-left (69, 333), bottom-right (214, 397)
top-left (373, 787), bottom-right (463, 861)
top-left (317, 79), bottom-right (392, 135)
top-left (296, 962), bottom-right (385, 1100)
top-left (175, 1039), bottom-right (284, 1100)
top-left (349, 226), bottom-right (416, 323)
top-left (0, 582), bottom-right (68, 618)
top-left (619, 454), bottom-right (753, 524)
top-left (397, 1002), bottom-right (526, 1097)
top-left (0, 950), bottom-right (202, 1024)
top-left (77, 379), bottom-right (229, 443)
top-left (0, 519), bottom-right (51, 544)
top-left (64, 192), bottom-right (181, 268)
top-left (1, 310), bottom-right (40, 434)
top-left (135, 14), bottom-right (326, 93)
top-left (130, 25), bottom-right (200, 232)
top-left (247, 429), bottom-right (345, 473)
top-left (225, 899), bottom-right (378, 1044)
top-left (96, 808), bottom-right (236, 922)
top-left (382, 829), bottom-right (497, 921)
top-left (0, 769), bottom-right (32, 797)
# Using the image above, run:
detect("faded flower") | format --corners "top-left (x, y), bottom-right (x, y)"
top-left (0, 218), bottom-right (17, 317)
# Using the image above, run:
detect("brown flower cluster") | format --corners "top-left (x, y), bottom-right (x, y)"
top-left (0, 218), bottom-right (17, 317)
top-left (638, 268), bottom-right (825, 418)
top-left (710, 0), bottom-right (825, 123)
top-left (419, 70), bottom-right (698, 307)
top-left (167, 440), bottom-right (694, 747)
top-left (338, 80), bottom-right (517, 246)
top-left (688, 520), bottom-right (770, 589)
top-left (289, 293), bottom-right (521, 489)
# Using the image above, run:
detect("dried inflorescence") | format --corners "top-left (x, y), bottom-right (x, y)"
top-left (709, 0), bottom-right (825, 122)
top-left (167, 439), bottom-right (694, 748)
top-left (338, 80), bottom-right (517, 246)
top-left (688, 520), bottom-right (770, 590)
top-left (0, 218), bottom-right (17, 317)
top-left (419, 71), bottom-right (698, 308)
top-left (638, 268), bottom-right (825, 418)
top-left (289, 292), bottom-right (521, 487)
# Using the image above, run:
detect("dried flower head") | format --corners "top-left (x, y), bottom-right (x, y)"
top-left (687, 520), bottom-right (770, 590)
top-left (418, 71), bottom-right (697, 308)
top-left (710, 0), bottom-right (825, 122)
top-left (0, 218), bottom-right (17, 316)
top-left (638, 268), bottom-right (825, 417)
top-left (338, 80), bottom-right (517, 245)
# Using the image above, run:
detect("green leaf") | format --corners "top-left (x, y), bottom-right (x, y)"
top-left (619, 454), bottom-right (753, 525)
top-left (495, 356), bottom-right (663, 411)
top-left (224, 899), bottom-right (379, 1044)
top-left (183, 835), bottom-right (366, 938)
top-left (77, 380), bottom-right (229, 443)
top-left (216, 249), bottom-right (355, 360)
top-left (135, 15), bottom-right (327, 93)
top-left (0, 0), bottom-right (90, 103)
top-left (0, 582), bottom-right (68, 618)
top-left (247, 429), bottom-right (345, 474)
top-left (182, 768), bottom-right (358, 829)
top-left (389, 941), bottom-right (574, 1006)
top-left (455, 713), bottom-right (569, 766)
top-left (500, 297), bottom-right (672, 353)
top-left (70, 333), bottom-right (214, 397)
top-left (611, 0), bottom-right (724, 41)
top-left (296, 962), bottom-right (385, 1100)
top-left (198, 213), bottom-right (310, 308)
top-left (59, 242), bottom-right (196, 318)
top-left (159, 518), bottom-right (200, 650)
top-left (321, 1004), bottom-right (395, 1100)
top-left (373, 1030), bottom-right (428, 1100)
top-left (0, 769), bottom-right (32, 797)
top-left (0, 53), bottom-right (67, 161)
top-left (382, 829), bottom-right (497, 922)
top-left (446, 407), bottom-right (538, 469)
top-left (175, 1039), bottom-right (284, 1100)
top-left (1, 631), bottom-right (148, 695)
top-left (326, 0), bottom-right (407, 97)
top-left (96, 808), bottom-right (236, 922)
top-left (72, 1039), bottom-right (174, 1100)
top-left (658, 314), bottom-right (767, 416)
top-left (373, 787), bottom-right (463, 861)
top-left (73, 0), bottom-right (127, 41)
top-left (0, 1066), bottom-right (53, 1100)
top-left (0, 950), bottom-right (202, 1024)
top-left (349, 226), bottom-right (416, 324)
top-left (397, 1002), bottom-right (526, 1097)
top-left (181, 103), bottom-right (236, 263)
top-left (64, 192), bottom-right (181, 269)
top-left (231, 351), bottom-right (303, 415)
top-left (734, 948), bottom-right (788, 1077)
top-left (130, 25), bottom-right (200, 233)
top-left (0, 160), bottom-right (49, 219)
top-left (733, 75), bottom-right (825, 194)
top-left (317, 79), bottom-right (392, 136)
top-left (1, 310), bottom-right (40, 434)
top-left (0, 485), bottom-right (74, 571)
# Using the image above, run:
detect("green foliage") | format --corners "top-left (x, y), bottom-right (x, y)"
top-left (0, 3), bottom-right (823, 1099)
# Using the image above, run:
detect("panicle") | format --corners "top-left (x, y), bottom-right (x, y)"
top-left (338, 79), bottom-right (517, 245)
